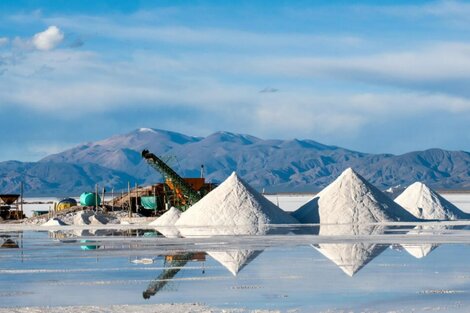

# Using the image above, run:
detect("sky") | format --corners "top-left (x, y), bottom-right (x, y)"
top-left (1, 0), bottom-right (470, 161)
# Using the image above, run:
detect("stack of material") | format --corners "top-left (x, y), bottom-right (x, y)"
top-left (394, 182), bottom-right (468, 258)
top-left (395, 182), bottom-right (469, 220)
top-left (41, 218), bottom-right (67, 226)
top-left (171, 172), bottom-right (297, 275)
top-left (149, 207), bottom-right (182, 238)
top-left (175, 172), bottom-right (298, 236)
top-left (293, 168), bottom-right (417, 224)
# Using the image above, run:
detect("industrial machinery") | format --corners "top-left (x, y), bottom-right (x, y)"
top-left (141, 149), bottom-right (216, 211)
top-left (0, 194), bottom-right (23, 220)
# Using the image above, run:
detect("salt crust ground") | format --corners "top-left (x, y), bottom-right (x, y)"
top-left (0, 304), bottom-right (281, 313)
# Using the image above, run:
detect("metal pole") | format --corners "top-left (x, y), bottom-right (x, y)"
top-left (111, 188), bottom-right (114, 212)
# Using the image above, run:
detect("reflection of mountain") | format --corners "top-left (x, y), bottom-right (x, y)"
top-left (314, 224), bottom-right (387, 276)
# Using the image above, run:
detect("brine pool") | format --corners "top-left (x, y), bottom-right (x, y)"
top-left (2, 224), bottom-right (470, 312)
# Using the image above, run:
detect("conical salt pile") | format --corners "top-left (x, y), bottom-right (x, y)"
top-left (208, 250), bottom-right (262, 276)
top-left (293, 168), bottom-right (417, 224)
top-left (314, 224), bottom-right (387, 276)
top-left (150, 207), bottom-right (182, 238)
top-left (73, 212), bottom-right (93, 225)
top-left (395, 182), bottom-right (468, 220)
top-left (149, 207), bottom-right (181, 226)
top-left (175, 172), bottom-right (298, 236)
top-left (41, 218), bottom-right (67, 226)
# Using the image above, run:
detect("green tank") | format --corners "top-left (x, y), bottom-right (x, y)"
top-left (79, 192), bottom-right (101, 206)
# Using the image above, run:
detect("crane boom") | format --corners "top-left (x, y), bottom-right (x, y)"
top-left (141, 149), bottom-right (202, 210)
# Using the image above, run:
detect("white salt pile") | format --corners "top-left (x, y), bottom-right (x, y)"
top-left (175, 172), bottom-right (298, 236)
top-left (149, 207), bottom-right (181, 226)
top-left (72, 211), bottom-right (108, 225)
top-left (89, 214), bottom-right (108, 225)
top-left (314, 224), bottom-right (387, 276)
top-left (174, 172), bottom-right (295, 274)
top-left (293, 168), bottom-right (417, 224)
top-left (395, 182), bottom-right (469, 220)
top-left (207, 250), bottom-right (262, 276)
top-left (73, 212), bottom-right (94, 225)
top-left (149, 207), bottom-right (182, 238)
top-left (41, 218), bottom-right (67, 226)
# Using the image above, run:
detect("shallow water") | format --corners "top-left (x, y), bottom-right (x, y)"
top-left (2, 225), bottom-right (470, 312)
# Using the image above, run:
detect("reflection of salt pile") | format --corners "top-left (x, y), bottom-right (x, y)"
top-left (149, 207), bottom-right (182, 238)
top-left (176, 172), bottom-right (298, 235)
top-left (292, 168), bottom-right (415, 276)
top-left (41, 218), bottom-right (67, 226)
top-left (395, 182), bottom-right (468, 220)
top-left (314, 224), bottom-right (386, 276)
top-left (394, 183), bottom-right (461, 258)
top-left (208, 250), bottom-right (262, 276)
top-left (176, 172), bottom-right (297, 275)
top-left (293, 168), bottom-right (417, 224)
top-left (401, 225), bottom-right (441, 258)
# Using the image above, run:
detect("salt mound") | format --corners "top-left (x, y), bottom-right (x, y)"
top-left (395, 182), bottom-right (468, 220)
top-left (89, 214), bottom-right (108, 225)
top-left (73, 212), bottom-right (93, 225)
top-left (314, 224), bottom-right (386, 276)
top-left (175, 172), bottom-right (298, 236)
top-left (293, 168), bottom-right (417, 224)
top-left (208, 250), bottom-right (262, 276)
top-left (149, 207), bottom-right (181, 226)
top-left (41, 218), bottom-right (67, 226)
top-left (150, 207), bottom-right (182, 238)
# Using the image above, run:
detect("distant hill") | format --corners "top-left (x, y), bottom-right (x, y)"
top-left (1, 128), bottom-right (470, 196)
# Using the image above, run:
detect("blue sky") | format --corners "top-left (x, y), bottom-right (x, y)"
top-left (1, 0), bottom-right (470, 161)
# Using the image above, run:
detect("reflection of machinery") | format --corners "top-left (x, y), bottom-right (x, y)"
top-left (143, 252), bottom-right (206, 299)
top-left (141, 149), bottom-right (216, 211)
top-left (0, 232), bottom-right (21, 249)
top-left (0, 194), bottom-right (24, 220)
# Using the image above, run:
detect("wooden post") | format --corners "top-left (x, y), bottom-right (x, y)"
top-left (20, 181), bottom-right (24, 219)
top-left (127, 181), bottom-right (131, 218)
top-left (95, 184), bottom-right (99, 210)
top-left (101, 186), bottom-right (106, 213)
top-left (135, 182), bottom-right (138, 217)
top-left (111, 188), bottom-right (114, 212)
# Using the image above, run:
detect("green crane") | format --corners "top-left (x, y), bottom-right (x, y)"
top-left (141, 149), bottom-right (202, 211)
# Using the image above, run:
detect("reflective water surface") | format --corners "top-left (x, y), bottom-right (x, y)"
top-left (1, 224), bottom-right (470, 312)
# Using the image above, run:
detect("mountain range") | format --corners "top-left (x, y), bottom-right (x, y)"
top-left (1, 127), bottom-right (470, 196)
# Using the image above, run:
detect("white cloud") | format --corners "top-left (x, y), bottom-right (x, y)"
top-left (32, 26), bottom-right (64, 51)
top-left (0, 37), bottom-right (9, 47)
top-left (45, 15), bottom-right (363, 49)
